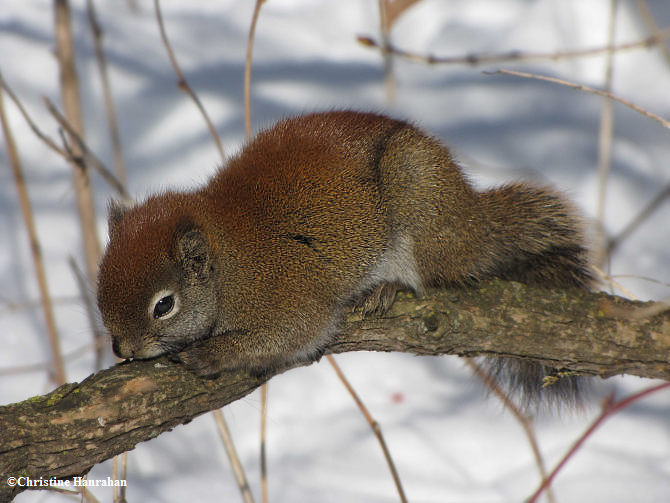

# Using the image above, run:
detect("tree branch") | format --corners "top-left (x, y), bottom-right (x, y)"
top-left (1, 280), bottom-right (669, 500)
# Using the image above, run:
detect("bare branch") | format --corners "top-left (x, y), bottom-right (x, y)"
top-left (86, 0), bottom-right (128, 185)
top-left (43, 97), bottom-right (130, 201)
top-left (636, 0), bottom-right (670, 67)
top-left (259, 383), bottom-right (268, 503)
top-left (527, 381), bottom-right (670, 502)
top-left (606, 182), bottom-right (670, 257)
top-left (0, 71), bottom-right (68, 158)
top-left (153, 0), bottom-right (225, 163)
top-left (212, 410), bottom-right (255, 503)
top-left (487, 68), bottom-right (670, 130)
top-left (465, 358), bottom-right (555, 503)
top-left (53, 0), bottom-right (102, 287)
top-left (0, 71), bottom-right (129, 204)
top-left (379, 0), bottom-right (423, 33)
top-left (244, 0), bottom-right (266, 140)
top-left (0, 87), bottom-right (66, 387)
top-left (357, 26), bottom-right (670, 66)
top-left (241, 4), bottom-right (268, 498)
top-left (595, 0), bottom-right (618, 265)
top-left (1, 281), bottom-right (669, 501)
top-left (327, 355), bottom-right (407, 502)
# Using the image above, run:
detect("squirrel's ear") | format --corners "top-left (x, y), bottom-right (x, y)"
top-left (175, 224), bottom-right (212, 284)
top-left (107, 200), bottom-right (131, 237)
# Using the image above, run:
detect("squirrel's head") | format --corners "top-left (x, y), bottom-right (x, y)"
top-left (97, 195), bottom-right (218, 360)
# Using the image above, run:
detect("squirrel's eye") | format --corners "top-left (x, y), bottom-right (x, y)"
top-left (150, 291), bottom-right (179, 320)
top-left (153, 295), bottom-right (174, 318)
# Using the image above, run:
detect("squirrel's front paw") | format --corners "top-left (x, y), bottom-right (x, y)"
top-left (173, 340), bottom-right (227, 378)
top-left (172, 331), bottom-right (284, 379)
top-left (354, 282), bottom-right (399, 316)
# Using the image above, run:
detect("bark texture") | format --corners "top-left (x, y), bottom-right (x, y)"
top-left (1, 280), bottom-right (669, 501)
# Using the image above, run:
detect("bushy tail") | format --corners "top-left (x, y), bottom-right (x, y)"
top-left (478, 358), bottom-right (587, 413)
top-left (475, 183), bottom-right (594, 409)
top-left (476, 183), bottom-right (593, 288)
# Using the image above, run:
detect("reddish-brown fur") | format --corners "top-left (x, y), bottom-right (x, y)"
top-left (97, 110), bottom-right (592, 403)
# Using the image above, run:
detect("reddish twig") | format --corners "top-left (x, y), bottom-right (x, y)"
top-left (528, 381), bottom-right (670, 503)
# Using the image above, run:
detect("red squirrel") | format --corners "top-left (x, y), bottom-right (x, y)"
top-left (97, 111), bottom-right (593, 404)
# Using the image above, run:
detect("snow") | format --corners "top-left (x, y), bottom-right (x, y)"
top-left (1, 0), bottom-right (669, 501)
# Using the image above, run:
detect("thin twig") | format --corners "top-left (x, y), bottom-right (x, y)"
top-left (260, 383), bottom-right (268, 503)
top-left (591, 265), bottom-right (638, 300)
top-left (110, 450), bottom-right (127, 503)
top-left (68, 257), bottom-right (106, 372)
top-left (378, 0), bottom-right (396, 103)
top-left (80, 485), bottom-right (101, 503)
top-left (242, 3), bottom-right (269, 499)
top-left (528, 382), bottom-right (670, 503)
top-left (43, 96), bottom-right (130, 200)
top-left (327, 355), bottom-right (408, 503)
top-left (0, 337), bottom-right (109, 378)
top-left (43, 478), bottom-right (100, 503)
top-left (0, 295), bottom-right (80, 316)
top-left (379, 0), bottom-right (422, 31)
top-left (112, 455), bottom-right (118, 503)
top-left (605, 297), bottom-right (670, 320)
top-left (595, 0), bottom-right (618, 267)
top-left (609, 274), bottom-right (670, 289)
top-left (464, 359), bottom-right (555, 503)
top-left (153, 3), bottom-right (257, 500)
top-left (0, 86), bottom-right (66, 387)
top-left (154, 0), bottom-right (225, 163)
top-left (0, 72), bottom-right (68, 158)
top-left (53, 0), bottom-right (102, 287)
top-left (212, 409), bottom-right (255, 503)
top-left (376, 0), bottom-right (421, 103)
top-left (86, 0), bottom-right (128, 185)
top-left (637, 0), bottom-right (670, 67)
top-left (244, 0), bottom-right (266, 140)
top-left (607, 182), bottom-right (670, 257)
top-left (357, 26), bottom-right (670, 66)
top-left (487, 68), bottom-right (670, 129)
top-left (0, 75), bottom-right (127, 203)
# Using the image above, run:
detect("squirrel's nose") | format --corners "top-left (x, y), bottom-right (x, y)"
top-left (111, 338), bottom-right (133, 359)
top-left (111, 338), bottom-right (121, 357)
